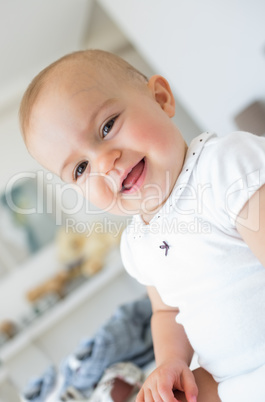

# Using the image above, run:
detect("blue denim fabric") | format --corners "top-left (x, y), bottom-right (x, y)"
top-left (60, 297), bottom-right (153, 396)
top-left (22, 366), bottom-right (56, 402)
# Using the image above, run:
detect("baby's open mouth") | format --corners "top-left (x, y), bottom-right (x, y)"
top-left (122, 158), bottom-right (145, 192)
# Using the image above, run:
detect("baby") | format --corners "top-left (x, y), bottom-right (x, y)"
top-left (20, 49), bottom-right (265, 402)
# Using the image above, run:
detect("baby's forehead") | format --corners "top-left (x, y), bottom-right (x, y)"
top-left (46, 60), bottom-right (122, 96)
top-left (31, 64), bottom-right (125, 129)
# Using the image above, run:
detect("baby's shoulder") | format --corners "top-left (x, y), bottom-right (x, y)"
top-left (204, 130), bottom-right (259, 153)
top-left (200, 131), bottom-right (265, 168)
top-left (193, 131), bottom-right (265, 196)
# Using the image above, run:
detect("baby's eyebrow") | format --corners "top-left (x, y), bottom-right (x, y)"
top-left (90, 97), bottom-right (118, 122)
top-left (59, 98), bottom-right (118, 180)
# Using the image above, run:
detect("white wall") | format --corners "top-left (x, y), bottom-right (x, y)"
top-left (0, 108), bottom-right (42, 193)
top-left (0, 0), bottom-right (92, 109)
top-left (98, 0), bottom-right (265, 135)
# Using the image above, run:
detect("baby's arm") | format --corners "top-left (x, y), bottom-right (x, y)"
top-left (136, 286), bottom-right (198, 402)
top-left (236, 184), bottom-right (265, 266)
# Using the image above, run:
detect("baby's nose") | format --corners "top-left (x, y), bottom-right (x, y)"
top-left (94, 148), bottom-right (121, 175)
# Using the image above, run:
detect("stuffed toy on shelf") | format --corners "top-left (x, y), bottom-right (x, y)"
top-left (56, 225), bottom-right (121, 277)
top-left (25, 223), bottom-right (121, 310)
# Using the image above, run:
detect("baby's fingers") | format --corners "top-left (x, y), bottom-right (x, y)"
top-left (156, 378), bottom-right (181, 402)
top-left (136, 384), bottom-right (174, 402)
top-left (136, 387), bottom-right (153, 402)
top-left (180, 368), bottom-right (198, 402)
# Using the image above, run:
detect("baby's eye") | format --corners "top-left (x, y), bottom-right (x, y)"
top-left (74, 161), bottom-right (88, 180)
top-left (102, 116), bottom-right (117, 138)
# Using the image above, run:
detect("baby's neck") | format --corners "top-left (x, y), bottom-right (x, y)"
top-left (141, 214), bottom-right (153, 225)
top-left (141, 204), bottom-right (164, 225)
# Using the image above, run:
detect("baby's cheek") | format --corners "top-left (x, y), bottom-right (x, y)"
top-left (133, 118), bottom-right (175, 150)
top-left (83, 176), bottom-right (117, 212)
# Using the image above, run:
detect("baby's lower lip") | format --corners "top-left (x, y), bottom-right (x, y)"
top-left (121, 158), bottom-right (146, 194)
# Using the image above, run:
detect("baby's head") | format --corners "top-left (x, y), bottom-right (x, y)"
top-left (20, 49), bottom-right (187, 222)
top-left (20, 50), bottom-right (148, 142)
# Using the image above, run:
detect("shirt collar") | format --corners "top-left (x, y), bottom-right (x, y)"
top-left (130, 132), bottom-right (216, 231)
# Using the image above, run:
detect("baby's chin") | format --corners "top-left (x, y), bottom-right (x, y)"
top-left (90, 190), bottom-right (169, 219)
top-left (89, 200), bottom-right (137, 217)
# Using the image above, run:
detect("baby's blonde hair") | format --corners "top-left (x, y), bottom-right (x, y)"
top-left (19, 49), bottom-right (148, 140)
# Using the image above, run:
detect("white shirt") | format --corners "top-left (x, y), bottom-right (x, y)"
top-left (121, 132), bottom-right (265, 383)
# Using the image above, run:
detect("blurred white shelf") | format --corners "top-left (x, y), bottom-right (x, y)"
top-left (0, 367), bottom-right (8, 385)
top-left (0, 249), bottom-right (123, 363)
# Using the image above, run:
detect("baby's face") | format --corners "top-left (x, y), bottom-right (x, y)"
top-left (28, 65), bottom-right (186, 221)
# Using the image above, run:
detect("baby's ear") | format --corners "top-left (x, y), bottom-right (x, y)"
top-left (148, 75), bottom-right (175, 117)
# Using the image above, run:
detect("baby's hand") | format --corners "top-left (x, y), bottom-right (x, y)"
top-left (136, 359), bottom-right (198, 402)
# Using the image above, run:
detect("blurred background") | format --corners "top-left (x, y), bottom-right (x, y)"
top-left (0, 0), bottom-right (264, 400)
